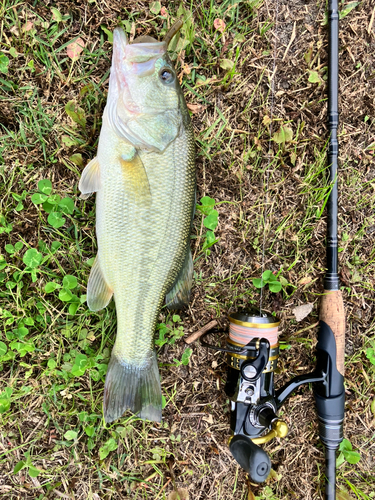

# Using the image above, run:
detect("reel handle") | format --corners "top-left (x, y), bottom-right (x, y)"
top-left (229, 434), bottom-right (271, 483)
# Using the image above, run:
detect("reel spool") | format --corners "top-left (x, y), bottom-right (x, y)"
top-left (201, 311), bottom-right (288, 483)
top-left (226, 313), bottom-right (279, 374)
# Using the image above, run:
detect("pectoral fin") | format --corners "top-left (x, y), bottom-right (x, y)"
top-left (166, 246), bottom-right (193, 309)
top-left (79, 157), bottom-right (101, 199)
top-left (120, 152), bottom-right (151, 205)
top-left (87, 256), bottom-right (113, 311)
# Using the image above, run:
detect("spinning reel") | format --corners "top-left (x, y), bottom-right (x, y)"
top-left (202, 311), bottom-right (344, 486)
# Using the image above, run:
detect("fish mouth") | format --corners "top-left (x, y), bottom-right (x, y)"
top-left (113, 27), bottom-right (166, 67)
top-left (112, 27), bottom-right (167, 112)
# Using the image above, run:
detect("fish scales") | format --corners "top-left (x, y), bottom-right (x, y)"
top-left (97, 125), bottom-right (195, 363)
top-left (79, 26), bottom-right (196, 422)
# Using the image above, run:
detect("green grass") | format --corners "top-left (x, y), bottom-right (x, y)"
top-left (0, 0), bottom-right (374, 499)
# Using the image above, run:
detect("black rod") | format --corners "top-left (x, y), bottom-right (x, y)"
top-left (324, 0), bottom-right (340, 291)
top-left (325, 447), bottom-right (338, 500)
top-left (314, 3), bottom-right (345, 499)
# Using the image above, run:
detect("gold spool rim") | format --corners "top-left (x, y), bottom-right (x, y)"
top-left (228, 338), bottom-right (279, 349)
top-left (229, 316), bottom-right (280, 328)
top-left (227, 352), bottom-right (279, 361)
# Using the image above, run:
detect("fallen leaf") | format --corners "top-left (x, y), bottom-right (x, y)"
top-left (203, 414), bottom-right (213, 424)
top-left (65, 100), bottom-right (86, 128)
top-left (308, 70), bottom-right (320, 84)
top-left (292, 303), bottom-right (314, 322)
top-left (186, 103), bottom-right (206, 114)
top-left (340, 2), bottom-right (359, 19)
top-left (214, 19), bottom-right (226, 32)
top-left (299, 276), bottom-right (312, 285)
top-left (67, 38), bottom-right (85, 61)
top-left (268, 469), bottom-right (282, 481)
top-left (248, 490), bottom-right (256, 500)
top-left (263, 115), bottom-right (272, 126)
top-left (0, 54), bottom-right (10, 74)
top-left (336, 489), bottom-right (353, 500)
top-left (69, 153), bottom-right (84, 167)
top-left (60, 389), bottom-right (72, 399)
top-left (150, 1), bottom-right (161, 15)
top-left (23, 21), bottom-right (33, 32)
top-left (168, 488), bottom-right (189, 500)
top-left (220, 58), bottom-right (234, 71)
top-left (290, 151), bottom-right (297, 165)
top-left (371, 398), bottom-right (375, 415)
top-left (195, 75), bottom-right (217, 86)
top-left (273, 126), bottom-right (293, 144)
top-left (51, 7), bottom-right (63, 22)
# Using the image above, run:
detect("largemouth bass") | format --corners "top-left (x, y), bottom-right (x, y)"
top-left (79, 25), bottom-right (195, 423)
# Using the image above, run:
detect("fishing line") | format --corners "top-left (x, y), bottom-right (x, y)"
top-left (259, 0), bottom-right (280, 315)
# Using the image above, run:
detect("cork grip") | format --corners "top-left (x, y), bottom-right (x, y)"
top-left (320, 290), bottom-right (345, 375)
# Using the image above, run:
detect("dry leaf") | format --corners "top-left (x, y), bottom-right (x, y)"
top-left (23, 21), bottom-right (34, 32)
top-left (214, 19), bottom-right (226, 32)
top-left (336, 489), bottom-right (353, 500)
top-left (60, 389), bottom-right (72, 399)
top-left (203, 414), bottom-right (213, 424)
top-left (168, 488), bottom-right (189, 500)
top-left (247, 490), bottom-right (256, 500)
top-left (263, 115), bottom-right (272, 126)
top-left (186, 103), bottom-right (206, 114)
top-left (195, 75), bottom-right (217, 86)
top-left (67, 38), bottom-right (85, 61)
top-left (292, 303), bottom-right (314, 322)
top-left (299, 276), bottom-right (312, 285)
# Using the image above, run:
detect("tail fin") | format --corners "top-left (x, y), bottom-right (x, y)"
top-left (103, 351), bottom-right (162, 423)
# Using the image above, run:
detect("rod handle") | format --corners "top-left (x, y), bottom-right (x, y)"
top-left (320, 290), bottom-right (345, 375)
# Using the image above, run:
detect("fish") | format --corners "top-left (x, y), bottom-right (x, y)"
top-left (78, 23), bottom-right (196, 423)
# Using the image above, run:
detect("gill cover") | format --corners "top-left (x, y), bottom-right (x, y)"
top-left (106, 28), bottom-right (182, 152)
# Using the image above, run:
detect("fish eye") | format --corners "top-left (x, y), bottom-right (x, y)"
top-left (159, 68), bottom-right (175, 84)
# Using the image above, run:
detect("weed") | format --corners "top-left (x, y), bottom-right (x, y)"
top-left (365, 343), bottom-right (375, 366)
top-left (253, 270), bottom-right (286, 293)
top-left (156, 314), bottom-right (185, 348)
top-left (173, 348), bottom-right (193, 367)
top-left (31, 179), bottom-right (76, 229)
top-left (337, 438), bottom-right (361, 467)
top-left (13, 451), bottom-right (42, 478)
top-left (196, 196), bottom-right (219, 256)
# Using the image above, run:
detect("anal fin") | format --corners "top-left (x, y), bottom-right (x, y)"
top-left (166, 246), bottom-right (193, 309)
top-left (79, 157), bottom-right (101, 199)
top-left (87, 256), bottom-right (113, 311)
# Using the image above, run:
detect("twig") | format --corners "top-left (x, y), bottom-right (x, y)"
top-left (282, 21), bottom-right (296, 61)
top-left (154, 479), bottom-right (172, 500)
top-left (53, 491), bottom-right (73, 500)
top-left (292, 321), bottom-right (319, 336)
top-left (368, 7), bottom-right (375, 35)
top-left (185, 320), bottom-right (218, 344)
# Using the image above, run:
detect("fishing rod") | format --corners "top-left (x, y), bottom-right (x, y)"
top-left (200, 1), bottom-right (345, 497)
